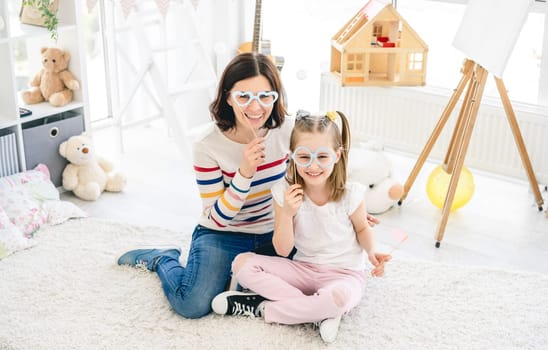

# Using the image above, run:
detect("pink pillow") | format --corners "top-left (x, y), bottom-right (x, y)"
top-left (0, 206), bottom-right (36, 259)
top-left (0, 164), bottom-right (59, 237)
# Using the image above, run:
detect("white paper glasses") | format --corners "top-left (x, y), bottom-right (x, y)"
top-left (291, 146), bottom-right (337, 169)
top-left (231, 91), bottom-right (279, 108)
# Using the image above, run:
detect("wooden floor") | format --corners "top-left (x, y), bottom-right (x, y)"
top-left (62, 122), bottom-right (548, 276)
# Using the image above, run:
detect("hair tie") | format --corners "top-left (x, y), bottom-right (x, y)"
top-left (326, 111), bottom-right (338, 121)
top-left (326, 111), bottom-right (342, 135)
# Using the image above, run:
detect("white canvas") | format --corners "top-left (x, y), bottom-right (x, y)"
top-left (452, 0), bottom-right (533, 77)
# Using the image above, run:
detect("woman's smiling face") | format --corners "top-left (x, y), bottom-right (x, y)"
top-left (228, 74), bottom-right (275, 132)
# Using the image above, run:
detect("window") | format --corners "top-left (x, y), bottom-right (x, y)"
top-left (408, 53), bottom-right (423, 71)
top-left (347, 53), bottom-right (364, 72)
top-left (396, 0), bottom-right (546, 106)
top-left (261, 0), bottom-right (547, 109)
top-left (372, 24), bottom-right (383, 37)
top-left (83, 2), bottom-right (109, 123)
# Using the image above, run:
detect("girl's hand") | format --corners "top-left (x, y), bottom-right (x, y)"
top-left (239, 137), bottom-right (265, 178)
top-left (367, 214), bottom-right (380, 227)
top-left (367, 213), bottom-right (381, 227)
top-left (368, 252), bottom-right (392, 277)
top-left (283, 184), bottom-right (303, 216)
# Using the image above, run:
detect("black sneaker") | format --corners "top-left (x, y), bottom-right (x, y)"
top-left (211, 291), bottom-right (266, 318)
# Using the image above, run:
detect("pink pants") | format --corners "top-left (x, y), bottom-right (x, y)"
top-left (233, 253), bottom-right (367, 325)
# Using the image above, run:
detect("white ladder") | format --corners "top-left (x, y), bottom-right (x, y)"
top-left (108, 0), bottom-right (217, 159)
top-left (336, 11), bottom-right (364, 44)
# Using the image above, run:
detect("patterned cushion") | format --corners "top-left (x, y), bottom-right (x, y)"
top-left (0, 164), bottom-right (59, 237)
top-left (43, 200), bottom-right (87, 225)
top-left (0, 164), bottom-right (87, 259)
top-left (0, 206), bottom-right (36, 260)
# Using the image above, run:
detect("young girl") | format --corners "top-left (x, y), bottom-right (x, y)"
top-left (211, 110), bottom-right (391, 342)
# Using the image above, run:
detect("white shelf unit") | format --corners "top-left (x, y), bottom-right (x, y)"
top-left (0, 1), bottom-right (90, 181)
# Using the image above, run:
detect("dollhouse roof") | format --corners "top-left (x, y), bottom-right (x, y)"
top-left (361, 0), bottom-right (388, 19)
top-left (333, 0), bottom-right (427, 49)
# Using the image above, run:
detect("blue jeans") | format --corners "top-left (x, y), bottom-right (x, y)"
top-left (154, 225), bottom-right (276, 319)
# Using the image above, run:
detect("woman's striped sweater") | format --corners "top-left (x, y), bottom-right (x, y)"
top-left (193, 117), bottom-right (294, 234)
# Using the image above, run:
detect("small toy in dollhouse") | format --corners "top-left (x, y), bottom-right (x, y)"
top-left (330, 0), bottom-right (428, 86)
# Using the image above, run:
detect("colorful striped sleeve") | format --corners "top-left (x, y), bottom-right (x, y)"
top-left (193, 149), bottom-right (253, 229)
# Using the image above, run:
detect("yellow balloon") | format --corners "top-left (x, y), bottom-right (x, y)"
top-left (426, 165), bottom-right (475, 211)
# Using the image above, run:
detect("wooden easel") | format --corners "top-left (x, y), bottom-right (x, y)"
top-left (398, 59), bottom-right (544, 247)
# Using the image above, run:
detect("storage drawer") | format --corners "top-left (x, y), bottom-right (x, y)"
top-left (22, 111), bottom-right (84, 187)
top-left (0, 130), bottom-right (20, 177)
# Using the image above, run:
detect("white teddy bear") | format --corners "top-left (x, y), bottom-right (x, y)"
top-left (59, 133), bottom-right (126, 201)
top-left (348, 141), bottom-right (404, 214)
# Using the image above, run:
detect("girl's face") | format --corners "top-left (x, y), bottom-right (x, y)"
top-left (292, 132), bottom-right (340, 188)
top-left (228, 75), bottom-right (276, 132)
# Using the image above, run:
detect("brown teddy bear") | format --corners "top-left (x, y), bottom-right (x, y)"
top-left (21, 47), bottom-right (80, 107)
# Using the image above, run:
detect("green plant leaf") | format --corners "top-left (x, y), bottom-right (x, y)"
top-left (22, 0), bottom-right (58, 41)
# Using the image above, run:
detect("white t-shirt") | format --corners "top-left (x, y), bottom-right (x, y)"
top-left (271, 180), bottom-right (367, 271)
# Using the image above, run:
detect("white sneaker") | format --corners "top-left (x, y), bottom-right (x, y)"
top-left (319, 316), bottom-right (341, 343)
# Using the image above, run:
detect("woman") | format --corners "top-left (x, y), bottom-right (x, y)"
top-left (116, 52), bottom-right (293, 319)
top-left (116, 53), bottom-right (379, 319)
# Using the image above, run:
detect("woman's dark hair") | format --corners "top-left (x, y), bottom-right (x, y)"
top-left (209, 52), bottom-right (287, 131)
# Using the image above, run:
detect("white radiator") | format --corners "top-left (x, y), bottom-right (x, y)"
top-left (320, 73), bottom-right (548, 185)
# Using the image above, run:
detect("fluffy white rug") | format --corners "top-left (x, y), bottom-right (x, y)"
top-left (1, 218), bottom-right (547, 350)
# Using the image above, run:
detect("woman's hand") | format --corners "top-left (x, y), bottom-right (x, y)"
top-left (283, 184), bottom-right (303, 217)
top-left (233, 102), bottom-right (266, 179)
top-left (239, 137), bottom-right (265, 178)
top-left (368, 252), bottom-right (391, 277)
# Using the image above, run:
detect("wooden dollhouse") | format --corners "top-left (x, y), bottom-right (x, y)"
top-left (330, 0), bottom-right (428, 86)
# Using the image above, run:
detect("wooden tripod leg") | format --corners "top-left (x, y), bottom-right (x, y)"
top-left (495, 77), bottom-right (544, 210)
top-left (436, 65), bottom-right (489, 247)
top-left (399, 60), bottom-right (474, 204)
top-left (444, 62), bottom-right (478, 173)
